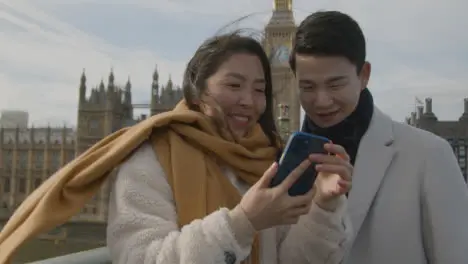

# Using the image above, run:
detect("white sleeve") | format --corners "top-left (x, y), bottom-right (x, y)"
top-left (278, 196), bottom-right (353, 264)
top-left (106, 143), bottom-right (255, 264)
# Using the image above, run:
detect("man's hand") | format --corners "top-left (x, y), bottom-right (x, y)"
top-left (310, 143), bottom-right (353, 211)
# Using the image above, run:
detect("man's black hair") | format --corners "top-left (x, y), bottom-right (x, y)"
top-left (289, 11), bottom-right (366, 73)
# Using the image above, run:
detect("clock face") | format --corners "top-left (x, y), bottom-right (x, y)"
top-left (272, 45), bottom-right (290, 64)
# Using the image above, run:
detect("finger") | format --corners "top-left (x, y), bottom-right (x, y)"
top-left (324, 142), bottom-right (347, 157)
top-left (324, 143), bottom-right (350, 161)
top-left (291, 205), bottom-right (312, 217)
top-left (327, 180), bottom-right (352, 196)
top-left (257, 162), bottom-right (278, 188)
top-left (316, 164), bottom-right (352, 181)
top-left (309, 153), bottom-right (351, 167)
top-left (275, 157), bottom-right (312, 194)
top-left (287, 205), bottom-right (311, 218)
top-left (288, 192), bottom-right (314, 208)
top-left (338, 180), bottom-right (352, 193)
top-left (286, 198), bottom-right (312, 217)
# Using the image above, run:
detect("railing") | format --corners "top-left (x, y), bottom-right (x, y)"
top-left (27, 247), bottom-right (110, 264)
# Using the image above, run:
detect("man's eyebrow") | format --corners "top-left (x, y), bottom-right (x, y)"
top-left (325, 76), bottom-right (348, 83)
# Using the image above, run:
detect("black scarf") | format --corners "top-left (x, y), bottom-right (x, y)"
top-left (301, 88), bottom-right (374, 165)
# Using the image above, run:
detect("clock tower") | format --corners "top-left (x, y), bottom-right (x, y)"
top-left (264, 0), bottom-right (300, 140)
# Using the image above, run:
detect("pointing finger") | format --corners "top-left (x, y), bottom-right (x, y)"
top-left (258, 162), bottom-right (278, 188)
top-left (309, 153), bottom-right (351, 167)
top-left (276, 157), bottom-right (312, 194)
top-left (324, 143), bottom-right (350, 161)
top-left (315, 164), bottom-right (352, 181)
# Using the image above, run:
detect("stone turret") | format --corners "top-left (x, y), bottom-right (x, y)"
top-left (459, 98), bottom-right (468, 122)
top-left (150, 66), bottom-right (160, 115)
top-left (422, 97), bottom-right (437, 121)
top-left (79, 69), bottom-right (86, 105)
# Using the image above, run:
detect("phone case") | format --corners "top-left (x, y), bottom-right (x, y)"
top-left (270, 132), bottom-right (330, 196)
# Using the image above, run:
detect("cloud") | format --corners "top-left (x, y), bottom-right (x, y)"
top-left (1, 0), bottom-right (467, 128)
top-left (0, 0), bottom-right (186, 127)
top-left (124, 0), bottom-right (468, 121)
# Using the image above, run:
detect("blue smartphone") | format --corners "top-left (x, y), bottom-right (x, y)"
top-left (270, 132), bottom-right (330, 196)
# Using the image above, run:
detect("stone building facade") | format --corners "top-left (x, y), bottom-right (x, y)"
top-left (0, 67), bottom-right (183, 223)
top-left (406, 98), bottom-right (468, 181)
top-left (0, 127), bottom-right (75, 218)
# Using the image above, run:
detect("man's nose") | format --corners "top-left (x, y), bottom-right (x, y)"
top-left (314, 90), bottom-right (333, 108)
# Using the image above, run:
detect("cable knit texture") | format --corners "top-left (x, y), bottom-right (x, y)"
top-left (107, 143), bottom-right (352, 264)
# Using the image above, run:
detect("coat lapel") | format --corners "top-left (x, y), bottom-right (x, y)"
top-left (348, 107), bottom-right (396, 235)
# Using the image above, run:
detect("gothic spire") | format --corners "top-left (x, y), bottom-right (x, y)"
top-left (166, 75), bottom-right (173, 90)
top-left (80, 68), bottom-right (86, 83)
top-left (125, 76), bottom-right (131, 92)
top-left (153, 65), bottom-right (159, 81)
top-left (108, 67), bottom-right (115, 85)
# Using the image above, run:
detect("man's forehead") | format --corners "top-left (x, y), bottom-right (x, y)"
top-left (295, 55), bottom-right (355, 70)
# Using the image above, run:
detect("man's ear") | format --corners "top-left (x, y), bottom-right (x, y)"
top-left (359, 61), bottom-right (371, 90)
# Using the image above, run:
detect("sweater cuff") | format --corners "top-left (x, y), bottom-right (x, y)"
top-left (227, 205), bottom-right (256, 251)
top-left (309, 195), bottom-right (347, 228)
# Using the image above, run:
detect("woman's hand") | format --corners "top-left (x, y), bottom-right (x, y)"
top-left (311, 143), bottom-right (353, 211)
top-left (239, 158), bottom-right (315, 231)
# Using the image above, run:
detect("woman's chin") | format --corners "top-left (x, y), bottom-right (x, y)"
top-left (228, 126), bottom-right (248, 139)
top-left (225, 121), bottom-right (249, 138)
top-left (234, 130), bottom-right (248, 139)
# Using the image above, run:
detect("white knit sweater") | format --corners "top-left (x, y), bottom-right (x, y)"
top-left (106, 143), bottom-right (352, 264)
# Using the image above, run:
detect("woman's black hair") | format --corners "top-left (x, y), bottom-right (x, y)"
top-left (182, 31), bottom-right (279, 147)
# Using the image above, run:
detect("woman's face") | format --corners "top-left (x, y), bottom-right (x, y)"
top-left (203, 53), bottom-right (267, 138)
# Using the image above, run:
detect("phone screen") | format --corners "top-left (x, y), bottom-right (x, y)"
top-left (270, 132), bottom-right (329, 196)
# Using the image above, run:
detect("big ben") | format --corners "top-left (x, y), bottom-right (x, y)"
top-left (264, 0), bottom-right (300, 140)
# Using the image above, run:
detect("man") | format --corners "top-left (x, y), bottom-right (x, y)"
top-left (290, 10), bottom-right (468, 264)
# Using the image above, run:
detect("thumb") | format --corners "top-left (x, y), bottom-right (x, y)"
top-left (257, 162), bottom-right (278, 188)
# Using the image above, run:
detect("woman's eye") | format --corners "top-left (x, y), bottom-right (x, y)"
top-left (253, 83), bottom-right (266, 92)
top-left (226, 83), bottom-right (241, 89)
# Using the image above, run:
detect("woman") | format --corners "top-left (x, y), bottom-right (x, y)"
top-left (106, 33), bottom-right (353, 264)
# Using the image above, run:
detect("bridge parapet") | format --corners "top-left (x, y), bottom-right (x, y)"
top-left (27, 247), bottom-right (110, 264)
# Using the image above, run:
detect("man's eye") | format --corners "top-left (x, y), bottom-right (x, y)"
top-left (329, 84), bottom-right (345, 90)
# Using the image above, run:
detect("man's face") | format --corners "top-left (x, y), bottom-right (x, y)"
top-left (295, 54), bottom-right (371, 128)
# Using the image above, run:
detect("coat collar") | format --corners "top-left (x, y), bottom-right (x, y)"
top-left (347, 107), bottom-right (396, 235)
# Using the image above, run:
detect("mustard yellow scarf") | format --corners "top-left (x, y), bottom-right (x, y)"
top-left (0, 100), bottom-right (278, 264)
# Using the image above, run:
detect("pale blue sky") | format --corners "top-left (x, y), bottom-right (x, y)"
top-left (0, 0), bottom-right (467, 127)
